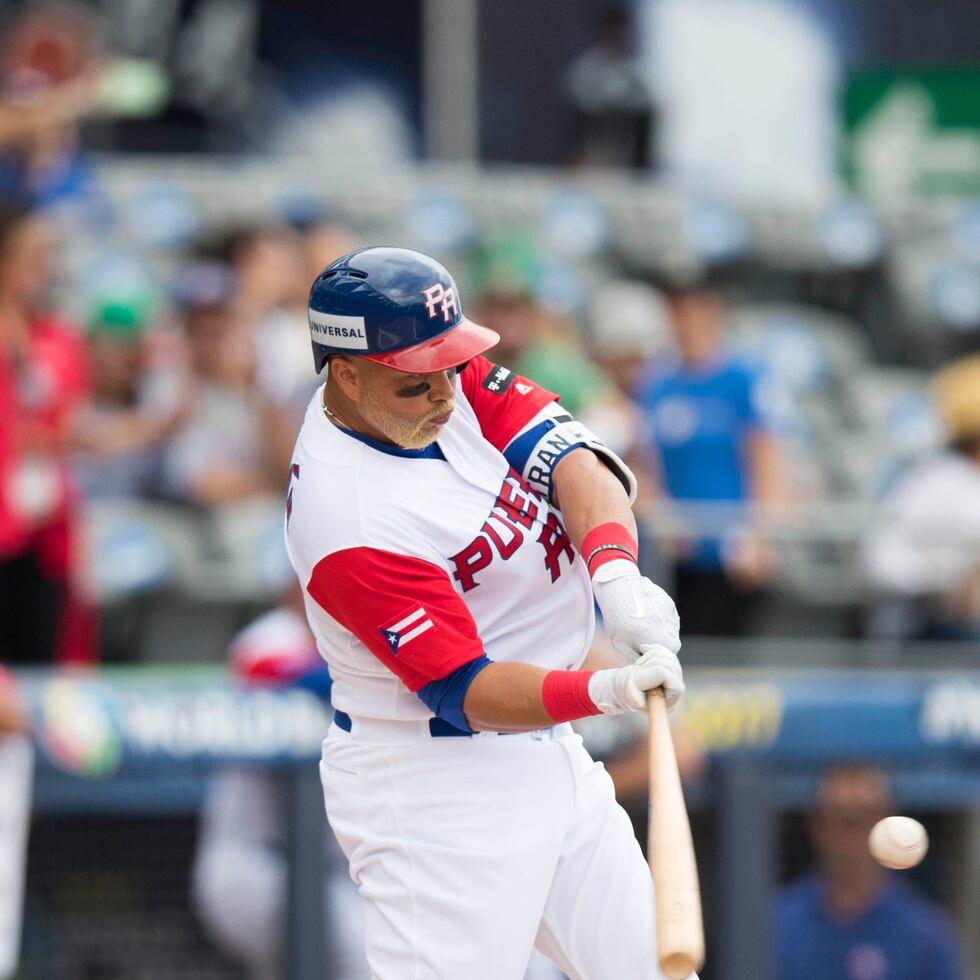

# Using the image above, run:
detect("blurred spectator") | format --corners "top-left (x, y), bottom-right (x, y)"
top-left (635, 272), bottom-right (788, 636)
top-left (192, 586), bottom-right (368, 980)
top-left (221, 220), bottom-right (326, 466)
top-left (588, 279), bottom-right (672, 397)
top-left (223, 223), bottom-right (308, 399)
top-left (0, 664), bottom-right (27, 734)
top-left (517, 309), bottom-right (620, 420)
top-left (563, 4), bottom-right (655, 168)
top-left (467, 235), bottom-right (544, 367)
top-left (773, 764), bottom-right (962, 980)
top-left (224, 222), bottom-right (306, 328)
top-left (279, 199), bottom-right (360, 293)
top-left (0, 4), bottom-right (102, 206)
top-left (161, 263), bottom-right (280, 507)
top-left (225, 214), bottom-right (357, 432)
top-left (302, 218), bottom-right (359, 284)
top-left (469, 236), bottom-right (617, 422)
top-left (862, 354), bottom-right (980, 641)
top-left (0, 199), bottom-right (90, 664)
top-left (585, 278), bottom-right (673, 458)
top-left (71, 296), bottom-right (183, 499)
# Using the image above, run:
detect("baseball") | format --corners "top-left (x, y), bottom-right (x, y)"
top-left (868, 816), bottom-right (929, 869)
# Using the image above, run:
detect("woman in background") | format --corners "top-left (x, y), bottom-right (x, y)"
top-left (0, 199), bottom-right (90, 664)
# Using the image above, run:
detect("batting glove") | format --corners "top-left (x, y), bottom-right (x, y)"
top-left (587, 644), bottom-right (685, 714)
top-left (592, 559), bottom-right (681, 661)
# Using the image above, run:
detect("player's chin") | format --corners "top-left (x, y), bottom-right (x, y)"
top-left (398, 418), bottom-right (449, 450)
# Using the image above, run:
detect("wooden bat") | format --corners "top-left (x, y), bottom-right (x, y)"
top-left (647, 688), bottom-right (705, 979)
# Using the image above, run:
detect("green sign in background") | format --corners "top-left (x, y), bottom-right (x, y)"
top-left (844, 69), bottom-right (980, 195)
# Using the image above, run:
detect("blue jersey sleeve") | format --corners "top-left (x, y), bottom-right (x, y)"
top-left (417, 655), bottom-right (493, 734)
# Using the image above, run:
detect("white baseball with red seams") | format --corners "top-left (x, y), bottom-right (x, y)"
top-left (285, 357), bottom-right (696, 980)
top-left (868, 816), bottom-right (929, 870)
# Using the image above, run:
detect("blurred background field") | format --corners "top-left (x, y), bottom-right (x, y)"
top-left (0, 0), bottom-right (979, 978)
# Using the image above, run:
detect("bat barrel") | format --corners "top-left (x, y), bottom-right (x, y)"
top-left (647, 687), bottom-right (705, 978)
top-left (661, 951), bottom-right (698, 979)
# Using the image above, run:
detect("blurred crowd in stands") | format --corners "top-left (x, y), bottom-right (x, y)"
top-left (0, 191), bottom-right (352, 667)
top-left (1, 183), bottom-right (980, 671)
top-left (0, 0), bottom-right (974, 675)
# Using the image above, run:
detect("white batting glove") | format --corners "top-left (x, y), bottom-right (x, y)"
top-left (587, 644), bottom-right (685, 714)
top-left (591, 559), bottom-right (681, 661)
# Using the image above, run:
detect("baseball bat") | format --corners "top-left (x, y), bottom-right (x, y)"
top-left (647, 687), bottom-right (705, 979)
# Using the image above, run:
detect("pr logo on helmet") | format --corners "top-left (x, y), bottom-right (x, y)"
top-left (421, 282), bottom-right (459, 323)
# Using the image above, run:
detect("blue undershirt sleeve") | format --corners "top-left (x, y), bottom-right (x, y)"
top-left (416, 654), bottom-right (493, 734)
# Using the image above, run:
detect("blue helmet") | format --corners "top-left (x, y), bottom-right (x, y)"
top-left (308, 247), bottom-right (499, 374)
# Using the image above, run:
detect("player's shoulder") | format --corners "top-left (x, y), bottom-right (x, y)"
top-left (460, 356), bottom-right (526, 398)
top-left (287, 406), bottom-right (369, 559)
top-left (287, 429), bottom-right (442, 570)
top-left (458, 355), bottom-right (560, 447)
top-left (288, 446), bottom-right (362, 528)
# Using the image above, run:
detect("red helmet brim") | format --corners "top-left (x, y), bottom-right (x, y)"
top-left (361, 318), bottom-right (500, 374)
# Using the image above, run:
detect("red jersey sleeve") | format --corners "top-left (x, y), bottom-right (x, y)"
top-left (306, 547), bottom-right (484, 692)
top-left (459, 356), bottom-right (558, 452)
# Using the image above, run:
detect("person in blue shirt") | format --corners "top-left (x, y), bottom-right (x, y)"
top-left (774, 764), bottom-right (963, 980)
top-left (635, 271), bottom-right (788, 635)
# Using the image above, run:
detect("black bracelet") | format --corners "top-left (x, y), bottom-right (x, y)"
top-left (586, 543), bottom-right (638, 570)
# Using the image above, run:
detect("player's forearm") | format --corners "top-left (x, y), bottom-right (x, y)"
top-left (462, 662), bottom-right (560, 732)
top-left (552, 448), bottom-right (637, 552)
top-left (462, 646), bottom-right (683, 733)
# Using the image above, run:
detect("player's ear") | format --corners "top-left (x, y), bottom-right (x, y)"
top-left (328, 356), bottom-right (362, 399)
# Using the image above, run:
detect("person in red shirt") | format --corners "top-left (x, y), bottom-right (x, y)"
top-left (0, 199), bottom-right (90, 664)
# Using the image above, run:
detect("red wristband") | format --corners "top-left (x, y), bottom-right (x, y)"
top-left (580, 522), bottom-right (639, 577)
top-left (541, 670), bottom-right (601, 723)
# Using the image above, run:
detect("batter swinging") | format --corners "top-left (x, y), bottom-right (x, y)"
top-left (285, 247), bottom-right (694, 980)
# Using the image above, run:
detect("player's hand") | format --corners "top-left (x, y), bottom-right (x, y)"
top-left (587, 644), bottom-right (685, 715)
top-left (591, 559), bottom-right (681, 661)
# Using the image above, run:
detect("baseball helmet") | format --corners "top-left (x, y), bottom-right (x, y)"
top-left (308, 246), bottom-right (499, 374)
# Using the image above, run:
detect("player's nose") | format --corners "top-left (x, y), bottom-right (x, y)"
top-left (428, 369), bottom-right (456, 402)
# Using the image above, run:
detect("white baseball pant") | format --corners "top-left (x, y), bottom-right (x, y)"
top-left (320, 719), bottom-right (698, 980)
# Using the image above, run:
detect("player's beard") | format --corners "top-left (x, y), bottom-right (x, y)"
top-left (359, 387), bottom-right (455, 450)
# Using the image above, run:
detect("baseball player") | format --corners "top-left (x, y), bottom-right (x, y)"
top-left (285, 247), bottom-right (692, 980)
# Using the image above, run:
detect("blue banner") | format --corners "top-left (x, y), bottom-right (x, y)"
top-left (14, 668), bottom-right (980, 778)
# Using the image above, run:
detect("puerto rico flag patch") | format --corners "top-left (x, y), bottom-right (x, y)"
top-left (379, 606), bottom-right (434, 655)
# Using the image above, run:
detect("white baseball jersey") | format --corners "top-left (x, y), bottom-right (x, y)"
top-left (284, 356), bottom-right (626, 727)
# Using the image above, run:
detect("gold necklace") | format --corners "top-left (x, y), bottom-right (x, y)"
top-left (322, 394), bottom-right (352, 430)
